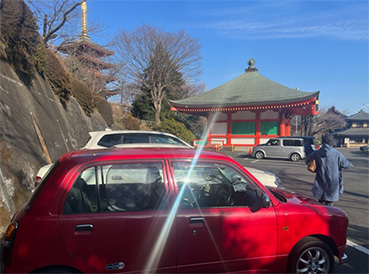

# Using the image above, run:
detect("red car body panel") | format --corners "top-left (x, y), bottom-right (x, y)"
top-left (2, 147), bottom-right (348, 273)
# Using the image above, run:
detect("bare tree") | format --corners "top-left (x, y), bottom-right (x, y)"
top-left (300, 107), bottom-right (347, 137)
top-left (26, 0), bottom-right (83, 45)
top-left (113, 24), bottom-right (202, 126)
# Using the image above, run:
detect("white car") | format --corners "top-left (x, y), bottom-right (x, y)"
top-left (34, 163), bottom-right (53, 187)
top-left (35, 130), bottom-right (282, 189)
top-left (82, 130), bottom-right (193, 149)
top-left (246, 167), bottom-right (283, 189)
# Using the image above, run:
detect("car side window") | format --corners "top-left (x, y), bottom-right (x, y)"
top-left (267, 139), bottom-right (280, 146)
top-left (122, 134), bottom-right (150, 144)
top-left (283, 139), bottom-right (303, 146)
top-left (172, 162), bottom-right (263, 211)
top-left (150, 135), bottom-right (183, 145)
top-left (97, 134), bottom-right (123, 147)
top-left (282, 139), bottom-right (293, 146)
top-left (293, 139), bottom-right (303, 146)
top-left (63, 162), bottom-right (166, 214)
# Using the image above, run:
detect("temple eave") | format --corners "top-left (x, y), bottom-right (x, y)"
top-left (171, 97), bottom-right (318, 115)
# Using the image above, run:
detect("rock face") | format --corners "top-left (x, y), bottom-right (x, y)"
top-left (0, 58), bottom-right (107, 233)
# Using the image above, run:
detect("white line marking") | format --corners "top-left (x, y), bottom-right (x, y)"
top-left (250, 160), bottom-right (259, 163)
top-left (346, 239), bottom-right (369, 255)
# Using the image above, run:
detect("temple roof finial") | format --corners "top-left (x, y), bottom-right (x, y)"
top-left (80, 0), bottom-right (89, 39)
top-left (245, 58), bottom-right (258, 72)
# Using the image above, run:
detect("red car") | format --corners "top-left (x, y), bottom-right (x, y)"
top-left (1, 146), bottom-right (348, 273)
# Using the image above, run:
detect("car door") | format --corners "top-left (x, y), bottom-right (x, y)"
top-left (265, 139), bottom-right (281, 157)
top-left (170, 161), bottom-right (278, 273)
top-left (58, 161), bottom-right (177, 273)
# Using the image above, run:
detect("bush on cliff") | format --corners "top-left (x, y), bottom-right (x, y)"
top-left (44, 49), bottom-right (71, 106)
top-left (70, 78), bottom-right (94, 116)
top-left (0, 0), bottom-right (44, 84)
top-left (94, 95), bottom-right (114, 127)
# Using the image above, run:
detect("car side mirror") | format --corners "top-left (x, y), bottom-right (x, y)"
top-left (262, 193), bottom-right (271, 208)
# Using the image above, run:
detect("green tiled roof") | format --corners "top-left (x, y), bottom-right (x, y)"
top-left (171, 69), bottom-right (319, 108)
top-left (347, 110), bottom-right (369, 121)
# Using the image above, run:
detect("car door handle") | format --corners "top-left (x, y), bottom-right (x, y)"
top-left (190, 217), bottom-right (205, 224)
top-left (75, 224), bottom-right (94, 231)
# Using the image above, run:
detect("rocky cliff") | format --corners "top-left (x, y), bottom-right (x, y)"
top-left (0, 57), bottom-right (108, 233)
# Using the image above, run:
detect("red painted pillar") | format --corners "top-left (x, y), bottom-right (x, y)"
top-left (255, 112), bottom-right (261, 145)
top-left (285, 116), bottom-right (291, 136)
top-left (227, 112), bottom-right (232, 145)
top-left (280, 112), bottom-right (285, 136)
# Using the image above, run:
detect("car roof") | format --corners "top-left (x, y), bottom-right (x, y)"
top-left (84, 130), bottom-right (194, 149)
top-left (88, 130), bottom-right (180, 137)
top-left (58, 147), bottom-right (230, 165)
top-left (280, 136), bottom-right (315, 139)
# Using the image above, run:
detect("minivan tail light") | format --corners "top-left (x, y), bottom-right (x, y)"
top-left (1, 221), bottom-right (18, 265)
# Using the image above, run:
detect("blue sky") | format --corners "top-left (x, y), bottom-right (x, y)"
top-left (87, 0), bottom-right (368, 115)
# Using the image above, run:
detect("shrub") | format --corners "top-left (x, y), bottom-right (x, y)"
top-left (123, 114), bottom-right (141, 130)
top-left (93, 95), bottom-right (114, 126)
top-left (34, 43), bottom-right (47, 76)
top-left (70, 78), bottom-right (94, 116)
top-left (0, 0), bottom-right (40, 83)
top-left (45, 49), bottom-right (71, 105)
top-left (154, 118), bottom-right (195, 144)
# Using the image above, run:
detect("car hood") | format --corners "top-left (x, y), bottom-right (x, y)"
top-left (256, 144), bottom-right (266, 147)
top-left (271, 187), bottom-right (319, 205)
top-left (270, 188), bottom-right (347, 216)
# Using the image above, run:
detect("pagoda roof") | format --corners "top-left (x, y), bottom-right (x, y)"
top-left (58, 37), bottom-right (114, 57)
top-left (170, 61), bottom-right (319, 111)
top-left (347, 110), bottom-right (369, 121)
top-left (77, 54), bottom-right (115, 69)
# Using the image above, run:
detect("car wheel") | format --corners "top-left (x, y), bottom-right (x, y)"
top-left (290, 153), bottom-right (300, 162)
top-left (254, 151), bottom-right (264, 159)
top-left (287, 237), bottom-right (334, 274)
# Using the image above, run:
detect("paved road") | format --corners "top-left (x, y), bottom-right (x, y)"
top-left (221, 147), bottom-right (369, 273)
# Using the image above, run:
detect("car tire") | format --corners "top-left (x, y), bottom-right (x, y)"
top-left (290, 153), bottom-right (300, 162)
top-left (254, 151), bottom-right (264, 159)
top-left (287, 237), bottom-right (334, 274)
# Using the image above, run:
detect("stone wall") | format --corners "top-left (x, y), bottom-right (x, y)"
top-left (0, 58), bottom-right (107, 233)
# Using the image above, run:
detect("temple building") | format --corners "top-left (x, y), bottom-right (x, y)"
top-left (57, 0), bottom-right (115, 96)
top-left (335, 110), bottom-right (369, 146)
top-left (170, 59), bottom-right (320, 148)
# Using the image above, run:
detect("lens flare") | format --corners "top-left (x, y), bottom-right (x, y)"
top-left (144, 114), bottom-right (228, 272)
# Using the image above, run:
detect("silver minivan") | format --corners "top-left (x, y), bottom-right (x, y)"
top-left (251, 137), bottom-right (315, 162)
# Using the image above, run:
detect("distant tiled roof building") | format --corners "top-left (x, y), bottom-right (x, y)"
top-left (335, 110), bottom-right (369, 146)
top-left (171, 59), bottom-right (320, 148)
